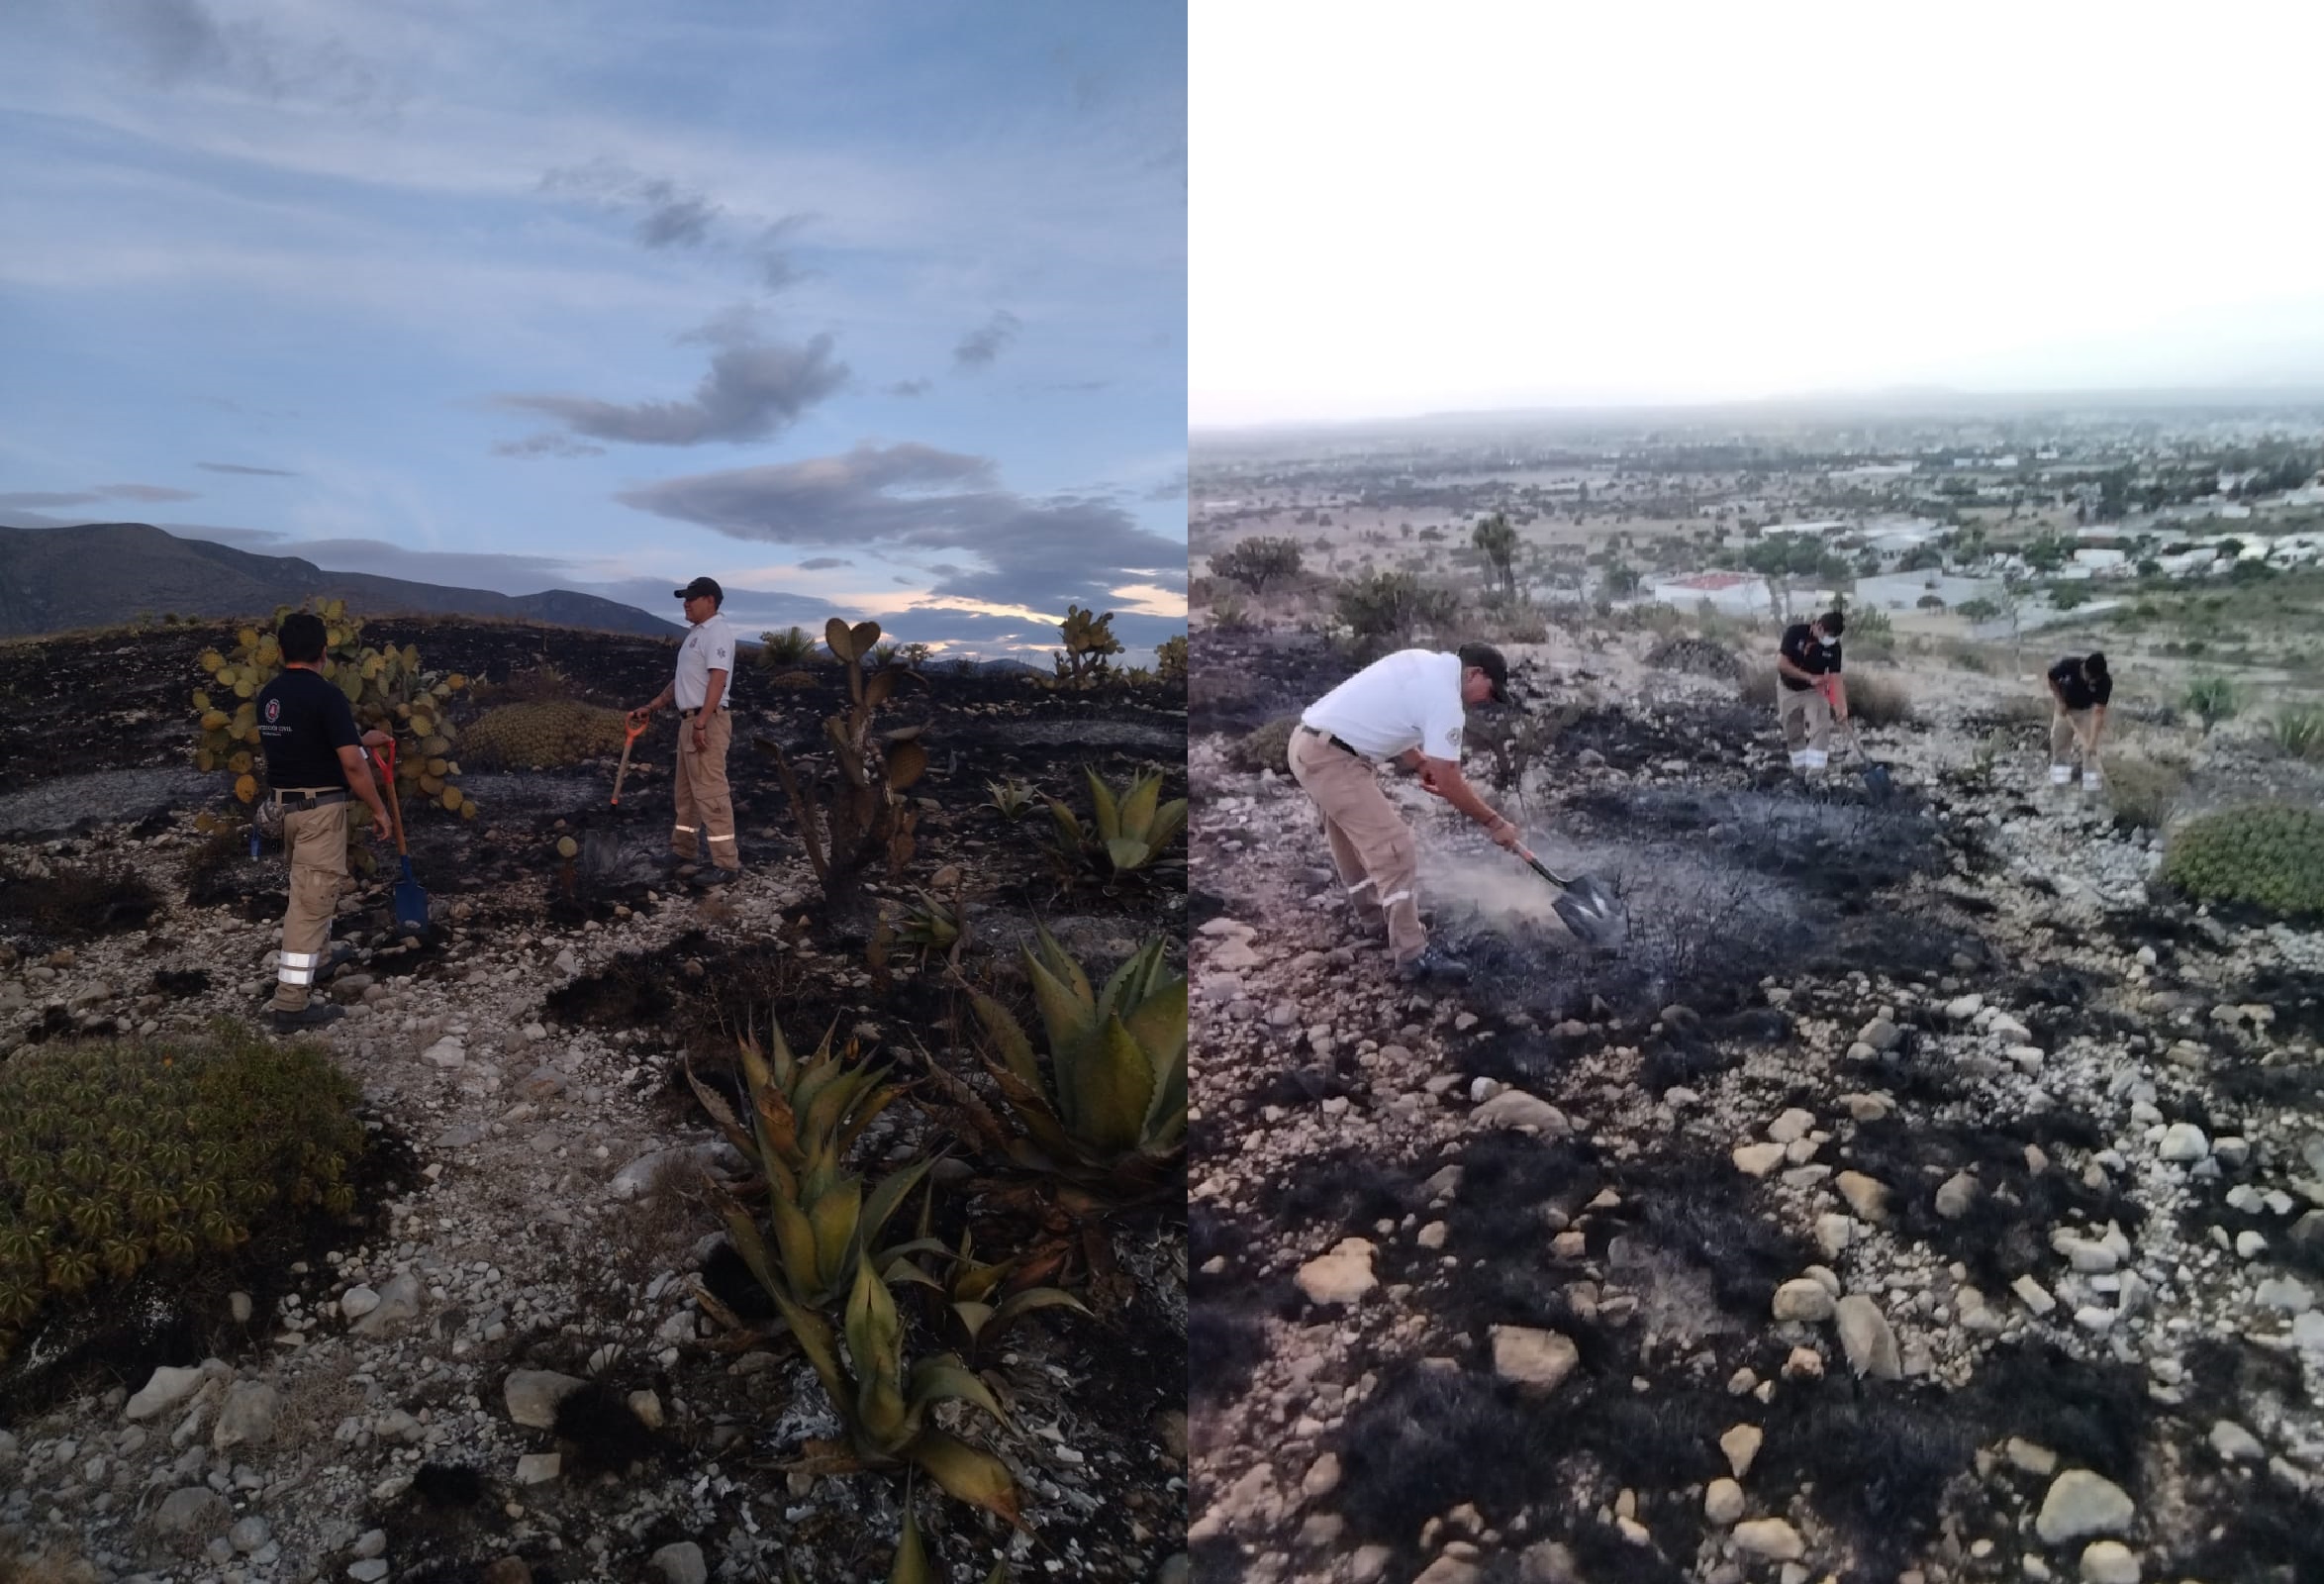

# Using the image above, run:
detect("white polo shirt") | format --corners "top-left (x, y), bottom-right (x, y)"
top-left (674, 614), bottom-right (737, 710)
top-left (1301, 648), bottom-right (1465, 761)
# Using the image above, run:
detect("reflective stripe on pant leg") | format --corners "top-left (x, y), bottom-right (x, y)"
top-left (275, 803), bottom-right (345, 1013)
top-left (1346, 877), bottom-right (1377, 896)
top-left (695, 712), bottom-right (740, 867)
top-left (671, 728), bottom-right (699, 856)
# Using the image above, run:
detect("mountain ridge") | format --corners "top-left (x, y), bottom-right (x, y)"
top-left (0, 522), bottom-right (683, 640)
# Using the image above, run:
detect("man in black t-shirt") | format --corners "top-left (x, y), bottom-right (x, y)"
top-left (2046, 651), bottom-right (2112, 791)
top-left (253, 613), bottom-right (393, 1032)
top-left (1774, 610), bottom-right (1847, 771)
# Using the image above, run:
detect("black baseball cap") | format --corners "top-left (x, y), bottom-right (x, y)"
top-left (674, 576), bottom-right (724, 604)
top-left (1458, 643), bottom-right (1511, 704)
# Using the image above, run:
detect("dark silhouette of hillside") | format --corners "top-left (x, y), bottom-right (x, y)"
top-left (0, 522), bottom-right (681, 639)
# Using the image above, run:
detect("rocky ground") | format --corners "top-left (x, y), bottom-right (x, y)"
top-left (1186, 629), bottom-right (2324, 1584)
top-left (0, 619), bottom-right (1189, 1584)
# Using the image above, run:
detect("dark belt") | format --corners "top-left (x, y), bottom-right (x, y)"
top-left (1299, 725), bottom-right (1365, 759)
top-left (679, 705), bottom-right (728, 719)
top-left (274, 788), bottom-right (348, 809)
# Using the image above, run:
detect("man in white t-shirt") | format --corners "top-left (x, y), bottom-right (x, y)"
top-left (629, 576), bottom-right (742, 882)
top-left (1287, 644), bottom-right (1524, 982)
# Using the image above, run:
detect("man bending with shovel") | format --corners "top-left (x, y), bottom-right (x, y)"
top-left (1289, 644), bottom-right (1620, 982)
top-left (253, 612), bottom-right (393, 1033)
top-left (2045, 650), bottom-right (2111, 792)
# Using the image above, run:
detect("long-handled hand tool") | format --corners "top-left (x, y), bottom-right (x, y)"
top-left (372, 741), bottom-right (431, 939)
top-left (1515, 843), bottom-right (1628, 948)
top-left (1835, 717), bottom-right (1894, 796)
top-left (612, 718), bottom-right (646, 806)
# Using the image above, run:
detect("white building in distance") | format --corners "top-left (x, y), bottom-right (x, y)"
top-left (1647, 570), bottom-right (1776, 618)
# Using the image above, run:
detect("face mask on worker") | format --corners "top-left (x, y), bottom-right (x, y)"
top-left (1818, 636), bottom-right (1836, 648)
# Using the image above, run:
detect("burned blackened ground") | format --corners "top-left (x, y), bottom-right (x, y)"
top-left (0, 616), bottom-right (1187, 1583)
top-left (1188, 651), bottom-right (2324, 1584)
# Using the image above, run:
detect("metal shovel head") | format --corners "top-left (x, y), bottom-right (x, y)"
top-left (1552, 872), bottom-right (1628, 949)
top-left (1859, 760), bottom-right (1894, 796)
top-left (392, 855), bottom-right (430, 938)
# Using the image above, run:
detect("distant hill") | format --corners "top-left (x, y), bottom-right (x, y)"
top-left (0, 522), bottom-right (681, 640)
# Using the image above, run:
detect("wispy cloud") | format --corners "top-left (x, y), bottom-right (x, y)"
top-left (492, 433), bottom-right (610, 459)
top-left (0, 492), bottom-right (102, 509)
top-left (497, 324), bottom-right (848, 447)
top-left (196, 461), bottom-right (299, 476)
top-left (96, 482), bottom-right (199, 502)
top-left (798, 556), bottom-right (851, 570)
top-left (97, 0), bottom-right (404, 112)
top-left (615, 442), bottom-right (1187, 616)
top-left (886, 378), bottom-right (932, 398)
top-left (0, 482), bottom-right (198, 506)
top-left (952, 310), bottom-right (1022, 371)
top-left (540, 158), bottom-right (816, 293)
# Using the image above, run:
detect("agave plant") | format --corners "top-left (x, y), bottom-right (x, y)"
top-left (984, 777), bottom-right (1036, 821)
top-left (733, 1249), bottom-right (1020, 1523)
top-left (1044, 766), bottom-right (1187, 882)
top-left (687, 1021), bottom-right (935, 1310)
top-left (934, 930), bottom-right (1187, 1208)
top-left (885, 1489), bottom-right (1012, 1583)
top-left (914, 1225), bottom-right (1086, 1359)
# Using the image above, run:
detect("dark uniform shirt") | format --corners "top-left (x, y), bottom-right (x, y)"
top-left (255, 668), bottom-right (361, 791)
top-left (2049, 656), bottom-right (2113, 712)
top-left (1779, 623), bottom-right (1843, 692)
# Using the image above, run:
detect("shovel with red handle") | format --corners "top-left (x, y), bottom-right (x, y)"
top-left (612, 718), bottom-right (646, 806)
top-left (370, 740), bottom-right (431, 938)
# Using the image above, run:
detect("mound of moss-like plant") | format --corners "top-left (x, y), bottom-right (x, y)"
top-left (2163, 804), bottom-right (2324, 921)
top-left (460, 699), bottom-right (629, 770)
top-left (0, 1024), bottom-right (365, 1357)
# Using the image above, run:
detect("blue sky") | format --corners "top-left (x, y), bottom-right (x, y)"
top-left (0, 0), bottom-right (1187, 657)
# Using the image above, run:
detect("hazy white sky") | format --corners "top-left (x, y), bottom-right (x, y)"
top-left (1192, 1), bottom-right (2324, 427)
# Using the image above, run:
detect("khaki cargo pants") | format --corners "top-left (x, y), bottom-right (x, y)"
top-left (1286, 727), bottom-right (1427, 965)
top-left (672, 708), bottom-right (739, 870)
top-left (2051, 708), bottom-right (2097, 783)
top-left (1779, 683), bottom-right (1833, 767)
top-left (275, 796), bottom-right (348, 1013)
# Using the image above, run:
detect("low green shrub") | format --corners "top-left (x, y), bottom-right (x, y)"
top-left (2102, 756), bottom-right (2188, 831)
top-left (2163, 805), bottom-right (2324, 920)
top-left (2183, 676), bottom-right (2239, 733)
top-left (0, 1024), bottom-right (364, 1355)
top-left (2269, 703), bottom-right (2324, 761)
top-left (1228, 716), bottom-right (1300, 775)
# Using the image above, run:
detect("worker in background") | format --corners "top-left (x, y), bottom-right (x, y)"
top-left (2046, 650), bottom-right (2111, 791)
top-left (1775, 610), bottom-right (1847, 772)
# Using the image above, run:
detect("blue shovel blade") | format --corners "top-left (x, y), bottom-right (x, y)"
top-left (393, 856), bottom-right (430, 931)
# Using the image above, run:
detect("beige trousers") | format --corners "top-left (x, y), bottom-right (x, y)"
top-left (1779, 685), bottom-right (1833, 757)
top-left (1286, 728), bottom-right (1427, 965)
top-left (672, 709), bottom-right (739, 869)
top-left (2051, 709), bottom-right (2096, 769)
top-left (275, 799), bottom-right (347, 1012)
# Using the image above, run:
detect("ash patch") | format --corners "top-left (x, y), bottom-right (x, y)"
top-left (1571, 783), bottom-right (1947, 897)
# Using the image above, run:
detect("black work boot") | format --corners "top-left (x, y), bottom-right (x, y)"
top-left (271, 1003), bottom-right (346, 1034)
top-left (1397, 946), bottom-right (1471, 984)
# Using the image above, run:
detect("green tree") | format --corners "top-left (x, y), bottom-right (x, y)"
top-left (1208, 537), bottom-right (1305, 596)
top-left (1471, 512), bottom-right (1520, 598)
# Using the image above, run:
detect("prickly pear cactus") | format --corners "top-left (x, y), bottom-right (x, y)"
top-left (189, 598), bottom-right (476, 819)
top-left (1051, 604), bottom-right (1124, 688)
